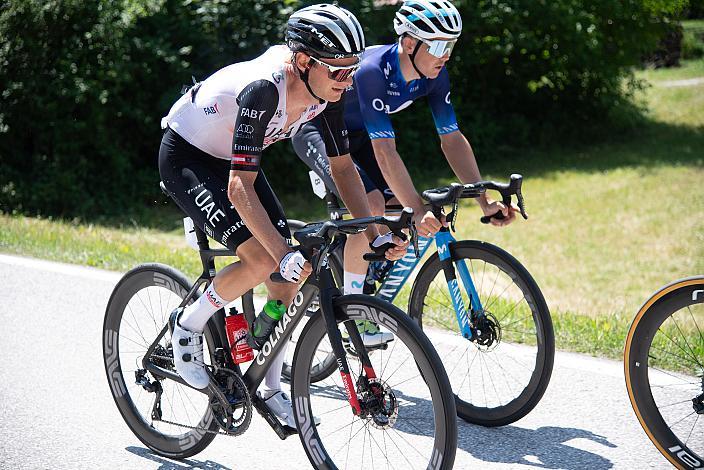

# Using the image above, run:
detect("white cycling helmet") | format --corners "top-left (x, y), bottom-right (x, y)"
top-left (286, 4), bottom-right (366, 59)
top-left (393, 0), bottom-right (462, 40)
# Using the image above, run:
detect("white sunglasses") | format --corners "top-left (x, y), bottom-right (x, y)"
top-left (309, 56), bottom-right (361, 81)
top-left (420, 38), bottom-right (457, 58)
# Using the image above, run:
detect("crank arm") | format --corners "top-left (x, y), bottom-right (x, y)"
top-left (252, 394), bottom-right (297, 440)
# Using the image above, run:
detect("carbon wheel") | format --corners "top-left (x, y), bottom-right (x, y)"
top-left (103, 263), bottom-right (219, 458)
top-left (625, 276), bottom-right (704, 469)
top-left (291, 295), bottom-right (457, 469)
top-left (409, 240), bottom-right (554, 426)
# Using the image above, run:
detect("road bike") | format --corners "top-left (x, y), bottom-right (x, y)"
top-left (625, 275), bottom-right (704, 469)
top-left (283, 174), bottom-right (555, 427)
top-left (101, 183), bottom-right (458, 469)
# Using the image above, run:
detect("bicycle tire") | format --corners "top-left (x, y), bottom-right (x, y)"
top-left (625, 276), bottom-right (704, 469)
top-left (103, 263), bottom-right (220, 458)
top-left (291, 294), bottom-right (457, 469)
top-left (409, 240), bottom-right (554, 427)
top-left (282, 219), bottom-right (342, 383)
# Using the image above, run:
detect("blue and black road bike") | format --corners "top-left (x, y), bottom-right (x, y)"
top-left (284, 174), bottom-right (555, 427)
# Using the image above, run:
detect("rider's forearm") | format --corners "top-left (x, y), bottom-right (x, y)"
top-left (228, 171), bottom-right (290, 262)
top-left (374, 145), bottom-right (425, 213)
top-left (440, 131), bottom-right (482, 183)
top-left (330, 155), bottom-right (379, 242)
top-left (440, 131), bottom-right (489, 206)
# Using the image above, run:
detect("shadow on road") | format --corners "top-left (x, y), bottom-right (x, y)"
top-left (126, 446), bottom-right (232, 470)
top-left (457, 423), bottom-right (616, 469)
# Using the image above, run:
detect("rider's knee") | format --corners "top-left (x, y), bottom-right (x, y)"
top-left (238, 242), bottom-right (278, 280)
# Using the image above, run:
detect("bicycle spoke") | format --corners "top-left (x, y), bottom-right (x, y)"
top-left (667, 315), bottom-right (704, 370)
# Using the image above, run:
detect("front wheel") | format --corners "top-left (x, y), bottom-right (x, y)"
top-left (291, 295), bottom-right (457, 469)
top-left (625, 276), bottom-right (704, 469)
top-left (409, 240), bottom-right (554, 427)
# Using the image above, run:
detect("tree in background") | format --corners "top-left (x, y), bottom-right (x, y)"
top-left (0, 0), bottom-right (690, 219)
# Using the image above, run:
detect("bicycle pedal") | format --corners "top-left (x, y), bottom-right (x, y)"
top-left (252, 395), bottom-right (297, 440)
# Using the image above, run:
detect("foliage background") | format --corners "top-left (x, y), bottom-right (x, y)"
top-left (0, 0), bottom-right (692, 219)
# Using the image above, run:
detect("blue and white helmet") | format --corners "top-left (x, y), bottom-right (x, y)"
top-left (393, 0), bottom-right (462, 41)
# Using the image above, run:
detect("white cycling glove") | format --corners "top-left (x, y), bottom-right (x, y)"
top-left (371, 232), bottom-right (396, 249)
top-left (279, 251), bottom-right (307, 283)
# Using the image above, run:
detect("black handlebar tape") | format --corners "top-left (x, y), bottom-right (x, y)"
top-left (363, 252), bottom-right (386, 262)
top-left (480, 210), bottom-right (506, 224)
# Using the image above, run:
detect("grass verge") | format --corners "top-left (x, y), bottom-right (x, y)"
top-left (1, 57), bottom-right (703, 365)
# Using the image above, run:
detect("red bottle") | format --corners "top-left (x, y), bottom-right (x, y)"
top-left (225, 312), bottom-right (254, 364)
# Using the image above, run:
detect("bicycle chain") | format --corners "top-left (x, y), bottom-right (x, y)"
top-left (154, 417), bottom-right (238, 437)
top-left (148, 367), bottom-right (252, 438)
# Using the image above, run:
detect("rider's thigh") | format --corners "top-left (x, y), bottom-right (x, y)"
top-left (291, 119), bottom-right (342, 198)
top-left (159, 129), bottom-right (290, 253)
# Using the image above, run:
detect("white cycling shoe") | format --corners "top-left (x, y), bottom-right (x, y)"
top-left (344, 321), bottom-right (394, 347)
top-left (171, 309), bottom-right (210, 390)
top-left (261, 391), bottom-right (321, 428)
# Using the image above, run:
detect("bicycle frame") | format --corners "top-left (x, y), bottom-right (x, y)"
top-left (323, 190), bottom-right (483, 340)
top-left (141, 227), bottom-right (374, 416)
top-left (375, 228), bottom-right (479, 339)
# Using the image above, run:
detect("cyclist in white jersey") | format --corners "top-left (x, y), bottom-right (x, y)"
top-left (159, 4), bottom-right (408, 429)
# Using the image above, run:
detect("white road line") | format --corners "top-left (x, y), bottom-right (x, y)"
top-left (0, 253), bottom-right (123, 282)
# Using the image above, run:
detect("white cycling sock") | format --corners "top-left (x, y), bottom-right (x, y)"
top-left (343, 271), bottom-right (366, 295)
top-left (261, 342), bottom-right (289, 399)
top-left (179, 282), bottom-right (228, 333)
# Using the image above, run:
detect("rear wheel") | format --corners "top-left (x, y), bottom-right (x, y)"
top-left (625, 276), bottom-right (704, 469)
top-left (291, 295), bottom-right (457, 469)
top-left (103, 263), bottom-right (220, 458)
top-left (409, 240), bottom-right (554, 426)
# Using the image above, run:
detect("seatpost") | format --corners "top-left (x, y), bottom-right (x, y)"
top-left (194, 227), bottom-right (217, 279)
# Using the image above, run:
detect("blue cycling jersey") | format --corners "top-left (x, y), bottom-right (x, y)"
top-left (344, 43), bottom-right (459, 140)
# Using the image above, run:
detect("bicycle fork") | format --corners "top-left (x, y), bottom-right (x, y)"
top-left (436, 229), bottom-right (482, 340)
top-left (317, 267), bottom-right (377, 416)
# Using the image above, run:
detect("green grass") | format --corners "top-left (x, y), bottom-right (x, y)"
top-left (2, 57), bottom-right (703, 364)
top-left (0, 215), bottom-right (234, 280)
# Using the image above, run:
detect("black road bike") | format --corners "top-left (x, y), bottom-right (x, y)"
top-left (102, 187), bottom-right (457, 469)
top-left (625, 275), bottom-right (704, 469)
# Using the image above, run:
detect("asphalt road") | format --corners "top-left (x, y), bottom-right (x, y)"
top-left (0, 254), bottom-right (673, 469)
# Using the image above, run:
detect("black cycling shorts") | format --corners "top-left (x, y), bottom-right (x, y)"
top-left (291, 120), bottom-right (395, 203)
top-left (159, 128), bottom-right (290, 253)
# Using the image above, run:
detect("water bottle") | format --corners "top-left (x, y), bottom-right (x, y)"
top-left (247, 300), bottom-right (286, 350)
top-left (225, 308), bottom-right (254, 364)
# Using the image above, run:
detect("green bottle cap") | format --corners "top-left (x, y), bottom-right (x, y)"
top-left (263, 299), bottom-right (286, 320)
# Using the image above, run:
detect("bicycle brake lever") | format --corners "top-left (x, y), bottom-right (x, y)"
top-left (450, 201), bottom-right (459, 232)
top-left (515, 189), bottom-right (528, 220)
top-left (411, 222), bottom-right (419, 258)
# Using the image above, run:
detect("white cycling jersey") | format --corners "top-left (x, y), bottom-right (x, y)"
top-left (162, 45), bottom-right (327, 160)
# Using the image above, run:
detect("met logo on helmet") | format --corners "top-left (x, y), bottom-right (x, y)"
top-left (308, 25), bottom-right (336, 49)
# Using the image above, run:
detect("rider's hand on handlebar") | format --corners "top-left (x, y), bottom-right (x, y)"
top-left (414, 210), bottom-right (447, 238)
top-left (479, 197), bottom-right (519, 227)
top-left (279, 251), bottom-right (312, 283)
top-left (371, 232), bottom-right (409, 261)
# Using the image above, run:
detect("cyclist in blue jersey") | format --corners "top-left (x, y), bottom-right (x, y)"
top-left (292, 0), bottom-right (518, 345)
